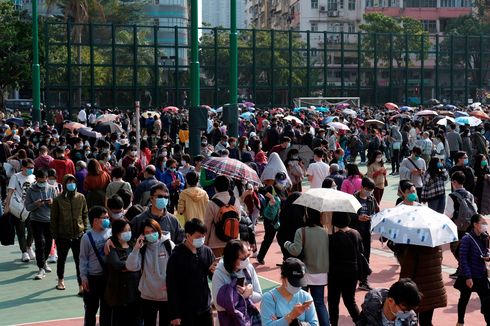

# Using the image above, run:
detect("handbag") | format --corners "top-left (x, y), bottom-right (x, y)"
top-left (9, 194), bottom-right (30, 222)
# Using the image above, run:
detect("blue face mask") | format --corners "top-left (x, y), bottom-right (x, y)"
top-left (192, 236), bottom-right (205, 248)
top-left (26, 169), bottom-right (34, 176)
top-left (155, 197), bottom-right (168, 210)
top-left (101, 219), bottom-right (110, 229)
top-left (407, 193), bottom-right (418, 202)
top-left (436, 162), bottom-right (443, 169)
top-left (170, 168), bottom-right (176, 173)
top-left (464, 159), bottom-right (469, 165)
top-left (145, 232), bottom-right (159, 243)
top-left (66, 183), bottom-right (77, 192)
top-left (120, 231), bottom-right (132, 242)
top-left (37, 182), bottom-right (47, 188)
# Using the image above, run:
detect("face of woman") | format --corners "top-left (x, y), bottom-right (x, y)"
top-left (234, 247), bottom-right (249, 271)
top-left (475, 218), bottom-right (488, 235)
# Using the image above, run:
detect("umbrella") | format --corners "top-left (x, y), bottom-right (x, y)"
top-left (455, 116), bottom-right (482, 127)
top-left (293, 188), bottom-right (362, 214)
top-left (270, 108), bottom-right (284, 114)
top-left (240, 112), bottom-right (255, 120)
top-left (95, 114), bottom-right (118, 124)
top-left (427, 98), bottom-right (440, 105)
top-left (415, 110), bottom-right (437, 117)
top-left (327, 122), bottom-right (350, 131)
top-left (283, 115), bottom-right (303, 124)
top-left (163, 106), bottom-right (179, 113)
top-left (322, 116), bottom-right (339, 124)
top-left (242, 101), bottom-right (255, 107)
top-left (371, 205), bottom-right (458, 247)
top-left (437, 111), bottom-right (454, 117)
top-left (445, 104), bottom-right (457, 111)
top-left (342, 108), bottom-right (357, 117)
top-left (279, 145), bottom-right (314, 169)
top-left (336, 103), bottom-right (350, 109)
top-left (63, 121), bottom-right (85, 131)
top-left (469, 102), bottom-right (482, 109)
top-left (390, 113), bottom-right (411, 120)
top-left (79, 127), bottom-right (103, 139)
top-left (201, 157), bottom-right (261, 186)
top-left (315, 106), bottom-right (330, 113)
top-left (384, 102), bottom-right (399, 110)
top-left (364, 119), bottom-right (385, 128)
top-left (142, 111), bottom-right (160, 119)
top-left (432, 104), bottom-right (444, 110)
top-left (436, 117), bottom-right (455, 126)
top-left (6, 118), bottom-right (24, 126)
top-left (470, 110), bottom-right (490, 120)
top-left (399, 106), bottom-right (412, 112)
top-left (454, 111), bottom-right (469, 118)
top-left (93, 122), bottom-right (124, 134)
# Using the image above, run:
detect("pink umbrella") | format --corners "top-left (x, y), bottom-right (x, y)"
top-left (415, 110), bottom-right (437, 117)
top-left (336, 103), bottom-right (350, 109)
top-left (163, 106), bottom-right (179, 113)
top-left (385, 102), bottom-right (399, 111)
top-left (328, 122), bottom-right (350, 131)
top-left (243, 101), bottom-right (255, 107)
top-left (270, 108), bottom-right (284, 114)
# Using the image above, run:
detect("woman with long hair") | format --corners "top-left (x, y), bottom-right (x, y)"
top-left (473, 154), bottom-right (490, 214)
top-left (84, 159), bottom-right (111, 209)
top-left (341, 164), bottom-right (363, 195)
top-left (420, 157), bottom-right (448, 213)
top-left (366, 150), bottom-right (387, 204)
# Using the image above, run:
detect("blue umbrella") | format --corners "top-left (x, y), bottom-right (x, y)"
top-left (315, 106), bottom-right (330, 113)
top-left (445, 104), bottom-right (457, 111)
top-left (400, 106), bottom-right (411, 112)
top-left (455, 116), bottom-right (482, 127)
top-left (454, 111), bottom-right (469, 118)
top-left (6, 118), bottom-right (24, 126)
top-left (322, 116), bottom-right (338, 124)
top-left (240, 112), bottom-right (255, 120)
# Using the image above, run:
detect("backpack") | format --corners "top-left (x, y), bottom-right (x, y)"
top-left (449, 191), bottom-right (477, 231)
top-left (212, 196), bottom-right (240, 242)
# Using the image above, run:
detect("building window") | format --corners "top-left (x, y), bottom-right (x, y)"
top-left (339, 0), bottom-right (344, 9)
top-left (327, 0), bottom-right (338, 10)
top-left (348, 23), bottom-right (355, 33)
top-left (311, 23), bottom-right (318, 31)
top-left (421, 20), bottom-right (437, 33)
top-left (348, 0), bottom-right (356, 9)
top-left (311, 0), bottom-right (318, 8)
top-left (405, 0), bottom-right (437, 7)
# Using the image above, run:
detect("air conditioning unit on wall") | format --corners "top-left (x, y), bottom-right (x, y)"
top-left (327, 11), bottom-right (339, 17)
top-left (320, 6), bottom-right (326, 12)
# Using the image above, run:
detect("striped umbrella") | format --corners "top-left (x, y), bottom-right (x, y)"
top-left (201, 157), bottom-right (262, 185)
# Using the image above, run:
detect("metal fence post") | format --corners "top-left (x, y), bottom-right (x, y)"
top-left (306, 30), bottom-right (311, 97)
top-left (111, 24), bottom-right (116, 109)
top-left (214, 27), bottom-right (219, 108)
top-left (405, 33), bottom-right (409, 105)
top-left (271, 29), bottom-right (275, 107)
top-left (44, 21), bottom-right (49, 110)
top-left (420, 34), bottom-right (424, 105)
top-left (357, 32), bottom-right (361, 98)
top-left (373, 33), bottom-right (378, 105)
top-left (450, 35), bottom-right (454, 104)
top-left (174, 26), bottom-right (180, 107)
top-left (480, 34), bottom-right (484, 89)
top-left (67, 21), bottom-right (73, 114)
top-left (389, 33), bottom-right (393, 101)
top-left (252, 28), bottom-right (257, 104)
top-left (323, 31), bottom-right (328, 96)
top-left (288, 29), bottom-right (293, 105)
top-left (132, 25), bottom-right (138, 105)
top-left (341, 31), bottom-right (345, 96)
top-left (464, 35), bottom-right (469, 104)
top-left (89, 23), bottom-right (95, 107)
top-left (153, 25), bottom-right (159, 107)
top-left (435, 34), bottom-right (439, 100)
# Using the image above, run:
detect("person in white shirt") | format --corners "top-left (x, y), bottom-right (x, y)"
top-left (399, 147), bottom-right (426, 199)
top-left (78, 108), bottom-right (87, 125)
top-left (307, 148), bottom-right (330, 189)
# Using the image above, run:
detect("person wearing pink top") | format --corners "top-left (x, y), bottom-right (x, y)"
top-left (341, 164), bottom-right (363, 195)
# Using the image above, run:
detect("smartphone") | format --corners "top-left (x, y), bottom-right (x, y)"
top-left (214, 256), bottom-right (222, 263)
top-left (303, 300), bottom-right (313, 307)
top-left (236, 277), bottom-right (245, 287)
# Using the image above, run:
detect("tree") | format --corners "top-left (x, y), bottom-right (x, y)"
top-left (0, 1), bottom-right (32, 102)
top-left (359, 13), bottom-right (430, 69)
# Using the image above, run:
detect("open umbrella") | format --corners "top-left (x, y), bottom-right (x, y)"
top-left (315, 106), bottom-right (330, 113)
top-left (455, 116), bottom-right (482, 127)
top-left (163, 106), bottom-right (179, 113)
top-left (427, 98), bottom-right (440, 105)
top-left (399, 106), bottom-right (412, 112)
top-left (283, 115), bottom-right (303, 124)
top-left (63, 121), bottom-right (85, 131)
top-left (93, 122), bottom-right (124, 134)
top-left (437, 111), bottom-right (454, 117)
top-left (371, 205), bottom-right (458, 247)
top-left (327, 122), bottom-right (350, 131)
top-left (470, 110), bottom-right (490, 120)
top-left (6, 118), bottom-right (24, 126)
top-left (293, 188), bottom-right (362, 214)
top-left (322, 116), bottom-right (339, 124)
top-left (270, 108), bottom-right (284, 115)
top-left (432, 104), bottom-right (444, 110)
top-left (279, 145), bottom-right (314, 169)
top-left (364, 119), bottom-right (385, 128)
top-left (469, 102), bottom-right (482, 109)
top-left (454, 111), bottom-right (469, 118)
top-left (436, 117), bottom-right (455, 126)
top-left (390, 113), bottom-right (411, 120)
top-left (201, 156), bottom-right (261, 185)
top-left (142, 111), bottom-right (160, 119)
top-left (240, 112), bottom-right (255, 120)
top-left (79, 127), bottom-right (103, 139)
top-left (342, 108), bottom-right (357, 117)
top-left (95, 114), bottom-right (118, 124)
top-left (242, 101), bottom-right (255, 107)
top-left (415, 110), bottom-right (437, 117)
top-left (384, 102), bottom-right (399, 110)
top-left (445, 104), bottom-right (457, 111)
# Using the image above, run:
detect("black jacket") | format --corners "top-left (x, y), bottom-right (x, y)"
top-left (166, 243), bottom-right (215, 320)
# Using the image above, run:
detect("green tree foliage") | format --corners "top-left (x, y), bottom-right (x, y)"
top-left (359, 13), bottom-right (430, 68)
top-left (0, 1), bottom-right (32, 100)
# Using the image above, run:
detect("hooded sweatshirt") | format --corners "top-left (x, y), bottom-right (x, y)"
top-left (25, 182), bottom-right (57, 223)
top-left (126, 232), bottom-right (175, 301)
top-left (177, 186), bottom-right (209, 221)
top-left (49, 157), bottom-right (76, 183)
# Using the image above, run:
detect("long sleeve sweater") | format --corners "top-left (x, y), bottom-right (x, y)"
top-left (459, 231), bottom-right (488, 280)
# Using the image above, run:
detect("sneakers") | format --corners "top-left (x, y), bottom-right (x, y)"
top-left (34, 268), bottom-right (45, 280)
top-left (21, 252), bottom-right (30, 262)
top-left (47, 255), bottom-right (58, 263)
top-left (358, 282), bottom-right (373, 291)
top-left (43, 264), bottom-right (52, 273)
top-left (27, 247), bottom-right (36, 260)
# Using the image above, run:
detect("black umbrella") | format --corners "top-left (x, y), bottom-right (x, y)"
top-left (93, 122), bottom-right (123, 134)
top-left (6, 118), bottom-right (24, 126)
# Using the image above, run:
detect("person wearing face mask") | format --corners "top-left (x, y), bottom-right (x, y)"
top-left (473, 153), bottom-right (490, 214)
top-left (131, 183), bottom-right (184, 244)
top-left (357, 278), bottom-right (421, 326)
top-left (420, 157), bottom-right (449, 214)
top-left (84, 159), bottom-right (111, 209)
top-left (212, 240), bottom-right (263, 326)
top-left (449, 151), bottom-right (476, 194)
top-left (126, 218), bottom-right (174, 326)
top-left (79, 206), bottom-right (112, 326)
top-left (178, 154), bottom-right (194, 177)
top-left (399, 147), bottom-right (426, 200)
top-left (285, 148), bottom-right (306, 192)
top-left (395, 181), bottom-right (421, 206)
top-left (70, 138), bottom-right (86, 163)
top-left (25, 169), bottom-right (57, 280)
top-left (50, 174), bottom-right (88, 293)
top-left (34, 145), bottom-right (54, 171)
top-left (107, 195), bottom-right (126, 222)
top-left (455, 214), bottom-right (490, 325)
top-left (49, 146), bottom-right (76, 184)
top-left (351, 177), bottom-right (379, 292)
top-left (261, 258), bottom-right (318, 325)
top-left (167, 218), bottom-right (217, 326)
top-left (366, 150), bottom-right (387, 204)
top-left (134, 165), bottom-right (160, 206)
top-left (121, 147), bottom-right (143, 189)
top-left (268, 136), bottom-right (291, 156)
top-left (162, 158), bottom-right (185, 214)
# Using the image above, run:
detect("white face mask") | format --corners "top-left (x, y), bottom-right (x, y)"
top-left (239, 258), bottom-right (250, 270)
top-left (375, 157), bottom-right (382, 163)
top-left (285, 280), bottom-right (301, 295)
top-left (481, 224), bottom-right (488, 233)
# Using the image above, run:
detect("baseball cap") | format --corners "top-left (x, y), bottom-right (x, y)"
top-left (281, 258), bottom-right (307, 287)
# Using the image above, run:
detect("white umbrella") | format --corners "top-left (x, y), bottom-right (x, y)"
top-left (327, 121), bottom-right (350, 131)
top-left (436, 117), bottom-right (455, 126)
top-left (469, 102), bottom-right (482, 109)
top-left (364, 119), bottom-right (385, 128)
top-left (283, 115), bottom-right (303, 124)
top-left (371, 205), bottom-right (458, 247)
top-left (142, 111), bottom-right (160, 119)
top-left (342, 108), bottom-right (357, 117)
top-left (293, 188), bottom-right (362, 214)
top-left (415, 110), bottom-right (437, 117)
top-left (95, 114), bottom-right (118, 123)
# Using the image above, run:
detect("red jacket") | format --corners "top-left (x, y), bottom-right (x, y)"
top-left (49, 158), bottom-right (76, 183)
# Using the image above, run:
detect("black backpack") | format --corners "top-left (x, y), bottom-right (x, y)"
top-left (449, 190), bottom-right (477, 232)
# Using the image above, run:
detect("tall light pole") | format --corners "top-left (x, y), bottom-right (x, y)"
top-left (189, 0), bottom-right (201, 156)
top-left (32, 0), bottom-right (41, 123)
top-left (228, 0), bottom-right (238, 137)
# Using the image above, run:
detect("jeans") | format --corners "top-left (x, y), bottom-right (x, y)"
top-left (83, 275), bottom-right (111, 326)
top-left (141, 299), bottom-right (170, 326)
top-left (427, 195), bottom-right (446, 214)
top-left (12, 214), bottom-right (33, 253)
top-left (56, 237), bottom-right (82, 285)
top-left (457, 277), bottom-right (490, 324)
top-left (180, 309), bottom-right (213, 326)
top-left (257, 219), bottom-right (277, 262)
top-left (309, 285), bottom-right (330, 326)
top-left (328, 275), bottom-right (360, 326)
top-left (30, 220), bottom-right (52, 269)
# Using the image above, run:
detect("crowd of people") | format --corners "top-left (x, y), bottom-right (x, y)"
top-left (1, 102), bottom-right (490, 325)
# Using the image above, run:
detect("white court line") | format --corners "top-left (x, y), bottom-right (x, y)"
top-left (14, 317), bottom-right (84, 326)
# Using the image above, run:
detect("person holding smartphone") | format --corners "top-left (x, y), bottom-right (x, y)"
top-left (260, 258), bottom-right (318, 325)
